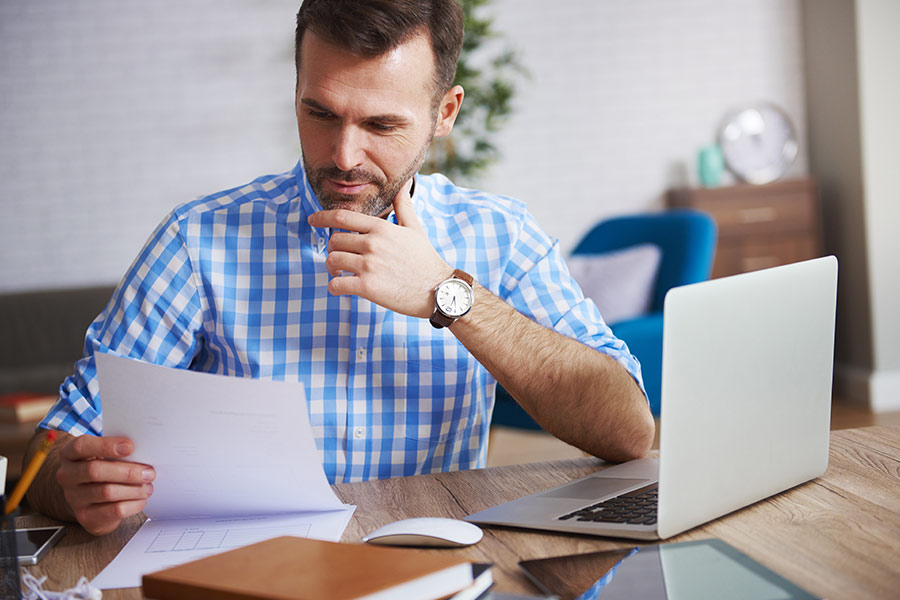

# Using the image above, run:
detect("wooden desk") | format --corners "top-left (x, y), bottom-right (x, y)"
top-left (15, 425), bottom-right (900, 599)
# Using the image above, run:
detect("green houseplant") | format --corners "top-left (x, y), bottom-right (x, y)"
top-left (422, 0), bottom-right (526, 184)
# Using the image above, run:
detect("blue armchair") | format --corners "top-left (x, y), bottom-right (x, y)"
top-left (492, 209), bottom-right (716, 426)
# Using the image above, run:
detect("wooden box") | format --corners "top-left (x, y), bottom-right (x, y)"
top-left (666, 178), bottom-right (823, 279)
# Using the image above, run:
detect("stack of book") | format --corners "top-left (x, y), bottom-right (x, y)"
top-left (0, 393), bottom-right (56, 424)
top-left (142, 536), bottom-right (493, 600)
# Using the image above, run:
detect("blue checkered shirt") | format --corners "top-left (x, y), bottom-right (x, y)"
top-left (41, 161), bottom-right (644, 483)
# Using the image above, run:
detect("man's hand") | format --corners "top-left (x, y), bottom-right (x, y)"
top-left (307, 183), bottom-right (452, 317)
top-left (55, 435), bottom-right (155, 536)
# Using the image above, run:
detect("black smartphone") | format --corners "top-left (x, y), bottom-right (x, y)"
top-left (15, 526), bottom-right (66, 565)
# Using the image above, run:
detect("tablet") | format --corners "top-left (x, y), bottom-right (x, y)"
top-left (519, 538), bottom-right (818, 600)
top-left (16, 526), bottom-right (66, 565)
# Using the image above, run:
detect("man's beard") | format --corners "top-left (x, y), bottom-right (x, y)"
top-left (304, 137), bottom-right (431, 217)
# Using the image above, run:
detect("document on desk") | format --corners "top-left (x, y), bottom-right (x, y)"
top-left (91, 353), bottom-right (356, 589)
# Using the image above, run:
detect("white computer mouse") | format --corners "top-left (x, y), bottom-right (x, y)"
top-left (362, 517), bottom-right (483, 548)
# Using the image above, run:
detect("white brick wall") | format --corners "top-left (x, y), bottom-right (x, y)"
top-left (0, 0), bottom-right (806, 292)
top-left (481, 0), bottom-right (807, 252)
top-left (0, 0), bottom-right (299, 292)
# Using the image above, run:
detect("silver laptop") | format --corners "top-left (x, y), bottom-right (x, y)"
top-left (466, 256), bottom-right (838, 540)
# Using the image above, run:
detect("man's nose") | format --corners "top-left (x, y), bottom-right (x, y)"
top-left (332, 126), bottom-right (365, 172)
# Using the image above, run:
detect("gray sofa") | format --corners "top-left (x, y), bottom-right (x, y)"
top-left (0, 285), bottom-right (116, 396)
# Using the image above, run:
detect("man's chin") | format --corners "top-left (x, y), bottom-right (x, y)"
top-left (319, 194), bottom-right (390, 217)
top-left (320, 197), bottom-right (359, 212)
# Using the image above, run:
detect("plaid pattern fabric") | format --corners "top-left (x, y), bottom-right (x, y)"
top-left (41, 161), bottom-right (644, 483)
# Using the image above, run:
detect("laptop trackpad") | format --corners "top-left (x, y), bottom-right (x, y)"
top-left (539, 477), bottom-right (648, 500)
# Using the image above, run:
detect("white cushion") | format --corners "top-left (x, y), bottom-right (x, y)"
top-left (566, 244), bottom-right (662, 324)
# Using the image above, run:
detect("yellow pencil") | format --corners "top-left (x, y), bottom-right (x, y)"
top-left (4, 429), bottom-right (57, 515)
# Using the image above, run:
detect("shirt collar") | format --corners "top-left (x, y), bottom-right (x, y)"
top-left (294, 160), bottom-right (329, 251)
top-left (294, 160), bottom-right (324, 220)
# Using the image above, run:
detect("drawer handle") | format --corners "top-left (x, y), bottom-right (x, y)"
top-left (738, 207), bottom-right (778, 223)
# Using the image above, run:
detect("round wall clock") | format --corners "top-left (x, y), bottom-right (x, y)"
top-left (717, 103), bottom-right (798, 185)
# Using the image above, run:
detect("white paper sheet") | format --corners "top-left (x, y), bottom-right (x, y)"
top-left (91, 508), bottom-right (355, 589)
top-left (92, 353), bottom-right (356, 589)
top-left (96, 353), bottom-right (345, 518)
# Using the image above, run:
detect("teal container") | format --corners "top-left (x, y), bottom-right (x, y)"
top-left (698, 144), bottom-right (725, 188)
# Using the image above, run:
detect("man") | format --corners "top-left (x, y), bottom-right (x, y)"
top-left (25, 0), bottom-right (654, 536)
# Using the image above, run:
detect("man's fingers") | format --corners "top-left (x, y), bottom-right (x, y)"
top-left (53, 433), bottom-right (156, 536)
top-left (60, 435), bottom-right (134, 461)
top-left (308, 209), bottom-right (378, 233)
top-left (324, 251), bottom-right (364, 278)
top-left (57, 455), bottom-right (155, 488)
top-left (392, 179), bottom-right (422, 232)
top-left (75, 499), bottom-right (149, 537)
top-left (67, 481), bottom-right (154, 506)
top-left (328, 273), bottom-right (362, 297)
top-left (328, 231), bottom-right (370, 254)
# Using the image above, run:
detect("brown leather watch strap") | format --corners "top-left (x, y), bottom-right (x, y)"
top-left (429, 310), bottom-right (455, 329)
top-left (450, 269), bottom-right (474, 286)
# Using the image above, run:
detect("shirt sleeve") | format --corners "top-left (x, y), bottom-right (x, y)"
top-left (40, 211), bottom-right (205, 436)
top-left (499, 211), bottom-right (647, 398)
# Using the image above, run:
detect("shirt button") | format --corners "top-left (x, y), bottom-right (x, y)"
top-left (356, 347), bottom-right (367, 360)
top-left (353, 427), bottom-right (365, 439)
top-left (316, 237), bottom-right (326, 252)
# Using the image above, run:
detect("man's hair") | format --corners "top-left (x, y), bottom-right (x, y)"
top-left (295, 0), bottom-right (464, 100)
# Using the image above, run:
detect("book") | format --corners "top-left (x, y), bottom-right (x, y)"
top-left (448, 564), bottom-right (493, 600)
top-left (142, 536), bottom-right (484, 600)
top-left (0, 393), bottom-right (56, 423)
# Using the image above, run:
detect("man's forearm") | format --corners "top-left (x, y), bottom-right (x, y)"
top-left (23, 430), bottom-right (76, 522)
top-left (450, 283), bottom-right (655, 462)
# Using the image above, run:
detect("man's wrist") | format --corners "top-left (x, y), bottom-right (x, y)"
top-left (430, 269), bottom-right (475, 328)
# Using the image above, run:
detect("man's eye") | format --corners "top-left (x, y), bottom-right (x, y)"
top-left (368, 122), bottom-right (398, 133)
top-left (307, 109), bottom-right (334, 120)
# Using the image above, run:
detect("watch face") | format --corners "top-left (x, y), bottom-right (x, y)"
top-left (436, 279), bottom-right (473, 318)
top-left (718, 103), bottom-right (798, 185)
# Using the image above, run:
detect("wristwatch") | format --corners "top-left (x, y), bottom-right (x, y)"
top-left (430, 269), bottom-right (475, 329)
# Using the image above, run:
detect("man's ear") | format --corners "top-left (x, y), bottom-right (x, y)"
top-left (433, 85), bottom-right (464, 138)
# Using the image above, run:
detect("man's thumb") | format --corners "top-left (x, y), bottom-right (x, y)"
top-left (393, 178), bottom-right (422, 231)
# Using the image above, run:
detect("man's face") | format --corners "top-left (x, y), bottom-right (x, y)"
top-left (296, 30), bottom-right (441, 216)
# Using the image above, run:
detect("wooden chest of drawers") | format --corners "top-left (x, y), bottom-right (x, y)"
top-left (666, 178), bottom-right (823, 279)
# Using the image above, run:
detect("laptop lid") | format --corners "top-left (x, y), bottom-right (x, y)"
top-left (656, 256), bottom-right (837, 539)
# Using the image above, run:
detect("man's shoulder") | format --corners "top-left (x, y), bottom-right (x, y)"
top-left (418, 173), bottom-right (528, 223)
top-left (173, 168), bottom-right (298, 219)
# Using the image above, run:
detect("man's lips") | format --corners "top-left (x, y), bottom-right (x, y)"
top-left (327, 179), bottom-right (371, 195)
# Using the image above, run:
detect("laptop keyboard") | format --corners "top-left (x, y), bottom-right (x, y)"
top-left (557, 483), bottom-right (658, 525)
